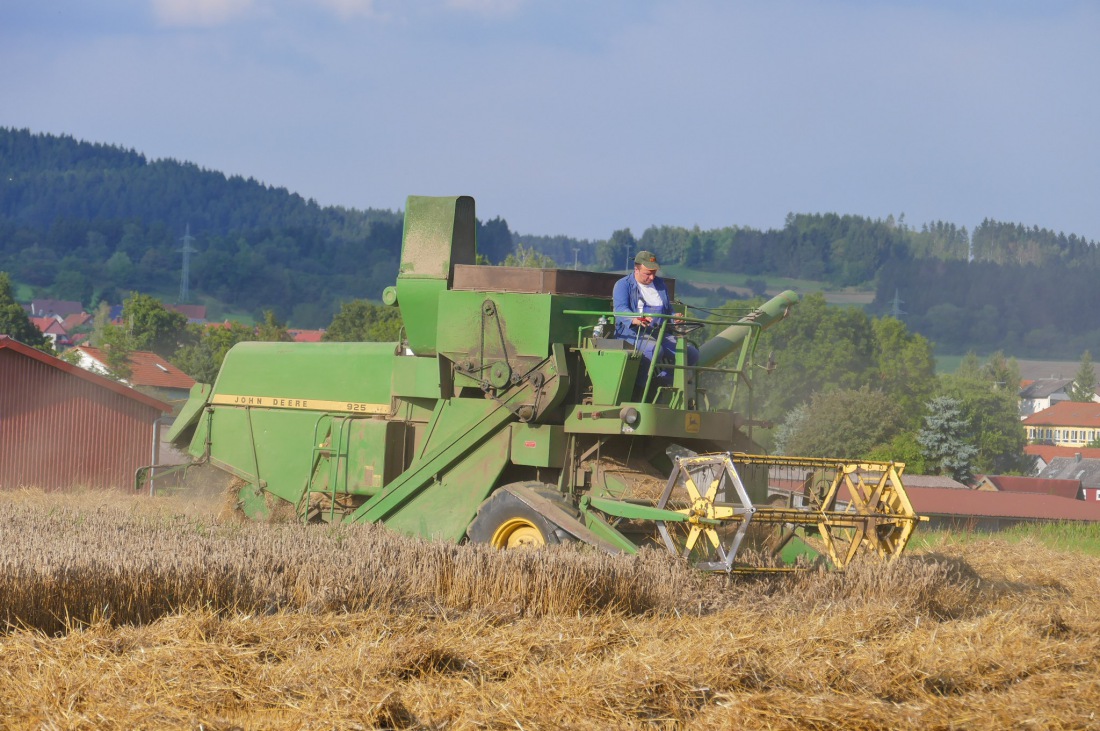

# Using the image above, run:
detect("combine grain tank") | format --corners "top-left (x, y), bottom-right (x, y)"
top-left (163, 195), bottom-right (921, 571)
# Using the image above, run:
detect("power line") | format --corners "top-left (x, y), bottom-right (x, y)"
top-left (179, 223), bottom-right (196, 303)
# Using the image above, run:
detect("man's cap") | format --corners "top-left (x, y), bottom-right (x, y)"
top-left (634, 251), bottom-right (660, 270)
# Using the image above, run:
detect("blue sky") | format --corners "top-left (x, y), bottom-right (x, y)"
top-left (2, 0), bottom-right (1098, 242)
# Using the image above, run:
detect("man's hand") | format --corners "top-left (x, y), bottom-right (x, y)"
top-left (632, 316), bottom-right (652, 327)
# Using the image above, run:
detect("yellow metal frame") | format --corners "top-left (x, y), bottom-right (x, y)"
top-left (651, 453), bottom-right (924, 572)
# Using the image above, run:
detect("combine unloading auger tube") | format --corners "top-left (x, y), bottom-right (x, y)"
top-left (156, 194), bottom-right (924, 573)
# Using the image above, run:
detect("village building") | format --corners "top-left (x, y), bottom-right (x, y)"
top-left (288, 329), bottom-right (325, 343)
top-left (29, 316), bottom-right (72, 349)
top-left (1018, 378), bottom-right (1076, 418)
top-left (166, 304), bottom-right (207, 324)
top-left (972, 474), bottom-right (1082, 500)
top-left (1022, 400), bottom-right (1100, 448)
top-left (1025, 444), bottom-right (1100, 473)
top-left (1037, 455), bottom-right (1100, 502)
top-left (71, 345), bottom-right (196, 411)
top-left (25, 298), bottom-right (83, 320)
top-left (0, 335), bottom-right (169, 490)
top-left (904, 485), bottom-right (1100, 531)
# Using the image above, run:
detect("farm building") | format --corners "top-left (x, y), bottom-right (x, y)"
top-left (0, 335), bottom-right (169, 490)
top-left (904, 485), bottom-right (1100, 531)
top-left (973, 474), bottom-right (1083, 500)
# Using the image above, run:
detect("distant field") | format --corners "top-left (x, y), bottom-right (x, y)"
top-left (936, 354), bottom-right (1078, 379)
top-left (662, 264), bottom-right (875, 306)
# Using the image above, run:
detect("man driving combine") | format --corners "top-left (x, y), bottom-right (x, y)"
top-left (613, 251), bottom-right (699, 389)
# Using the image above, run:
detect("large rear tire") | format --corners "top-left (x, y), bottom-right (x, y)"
top-left (467, 484), bottom-right (575, 549)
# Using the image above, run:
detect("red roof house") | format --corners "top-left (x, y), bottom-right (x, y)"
top-left (29, 316), bottom-right (72, 349)
top-left (73, 346), bottom-right (196, 412)
top-left (1023, 401), bottom-right (1100, 448)
top-left (61, 312), bottom-right (93, 331)
top-left (167, 304), bottom-right (207, 323)
top-left (289, 329), bottom-right (325, 343)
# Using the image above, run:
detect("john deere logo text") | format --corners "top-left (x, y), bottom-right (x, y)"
top-left (685, 413), bottom-right (701, 433)
top-left (211, 394), bottom-right (389, 415)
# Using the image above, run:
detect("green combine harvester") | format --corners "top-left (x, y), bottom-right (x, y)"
top-left (163, 195), bottom-right (921, 571)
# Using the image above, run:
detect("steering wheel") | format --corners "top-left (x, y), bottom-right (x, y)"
top-left (666, 321), bottom-right (704, 336)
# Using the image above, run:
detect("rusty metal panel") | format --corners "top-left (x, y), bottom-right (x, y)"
top-left (0, 349), bottom-right (163, 490)
top-left (452, 265), bottom-right (676, 300)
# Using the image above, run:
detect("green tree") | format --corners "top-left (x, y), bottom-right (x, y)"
top-left (255, 310), bottom-right (292, 342)
top-left (105, 251), bottom-right (136, 288)
top-left (477, 216), bottom-right (515, 264)
top-left (596, 229), bottom-right (636, 271)
top-left (980, 350), bottom-right (1021, 392)
top-left (1068, 351), bottom-right (1097, 402)
top-left (918, 396), bottom-right (978, 483)
top-left (778, 387), bottom-right (907, 459)
top-left (98, 323), bottom-right (135, 380)
top-left (89, 301), bottom-right (112, 347)
top-left (866, 431), bottom-right (928, 474)
top-left (953, 351), bottom-right (983, 380)
top-left (324, 300), bottom-right (403, 343)
top-left (502, 243), bottom-right (556, 268)
top-left (871, 317), bottom-right (936, 422)
top-left (120, 292), bottom-right (190, 358)
top-left (938, 371), bottom-right (1029, 474)
top-left (752, 293), bottom-right (876, 425)
top-left (0, 272), bottom-right (48, 349)
top-left (172, 321), bottom-right (257, 383)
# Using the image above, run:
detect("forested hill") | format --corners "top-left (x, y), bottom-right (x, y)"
top-left (0, 128), bottom-right (511, 326)
top-left (3, 128), bottom-right (1099, 356)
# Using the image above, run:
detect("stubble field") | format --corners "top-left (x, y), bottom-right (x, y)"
top-left (1, 488), bottom-right (1098, 730)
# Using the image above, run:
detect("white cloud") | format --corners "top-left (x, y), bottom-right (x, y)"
top-left (151, 0), bottom-right (256, 27)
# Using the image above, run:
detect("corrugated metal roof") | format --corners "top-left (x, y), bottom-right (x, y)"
top-left (906, 485), bottom-right (1100, 521)
top-left (900, 474), bottom-right (968, 489)
top-left (0, 336), bottom-right (168, 411)
top-left (978, 474), bottom-right (1081, 500)
top-left (76, 345), bottom-right (196, 390)
top-left (1022, 401), bottom-right (1100, 428)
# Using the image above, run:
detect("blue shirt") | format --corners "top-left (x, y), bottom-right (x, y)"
top-left (612, 273), bottom-right (672, 339)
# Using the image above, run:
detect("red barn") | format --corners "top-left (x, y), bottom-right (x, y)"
top-left (0, 335), bottom-right (169, 490)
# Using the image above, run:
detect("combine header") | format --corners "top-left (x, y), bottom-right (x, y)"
top-left (162, 195), bottom-right (921, 571)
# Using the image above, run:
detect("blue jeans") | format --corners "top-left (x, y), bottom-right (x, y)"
top-left (629, 333), bottom-right (700, 388)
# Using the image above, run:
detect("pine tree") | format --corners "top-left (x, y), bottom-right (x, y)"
top-left (918, 396), bottom-right (979, 484)
top-left (1068, 351), bottom-right (1097, 402)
